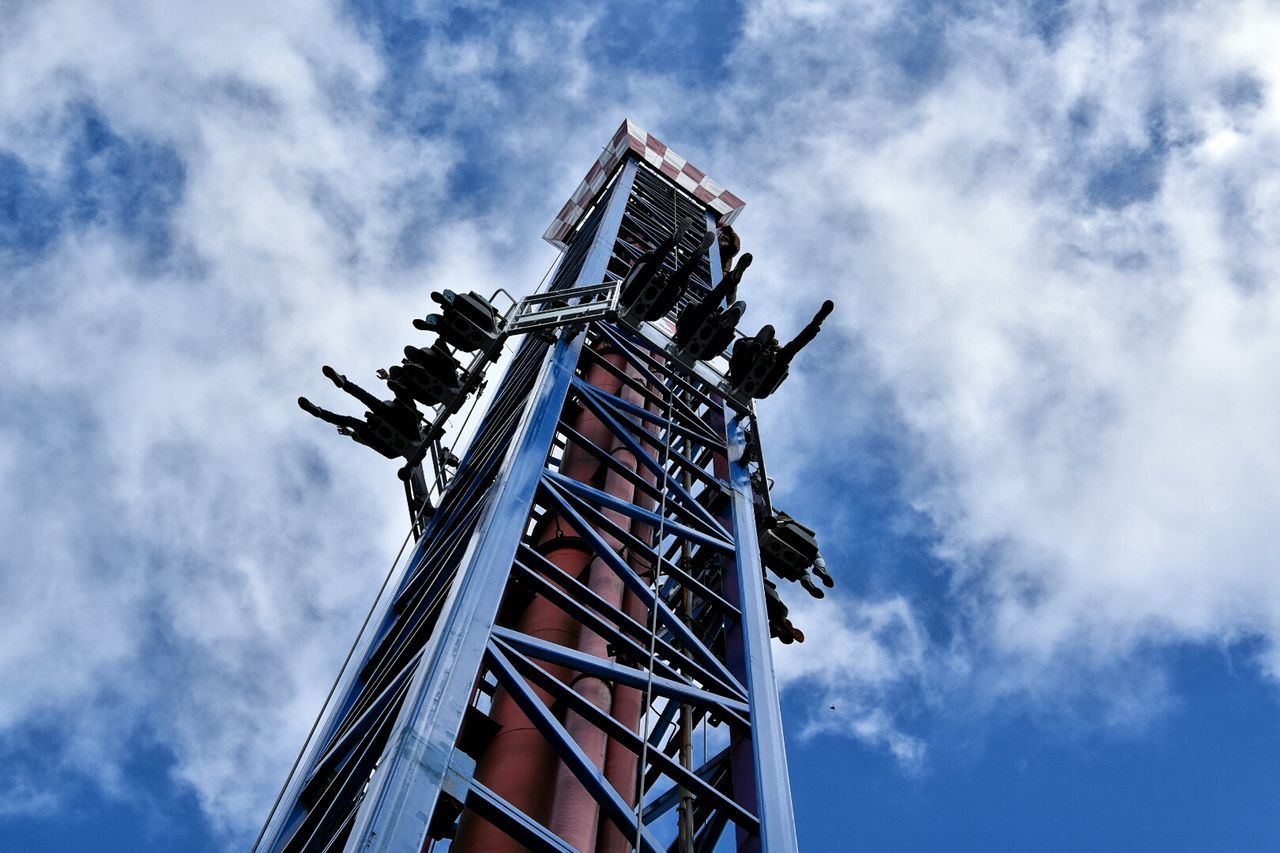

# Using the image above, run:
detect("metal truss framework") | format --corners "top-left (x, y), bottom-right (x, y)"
top-left (259, 156), bottom-right (798, 853)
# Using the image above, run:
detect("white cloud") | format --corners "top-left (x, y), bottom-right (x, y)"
top-left (715, 0), bottom-right (1280, 747)
top-left (4, 0), bottom-right (1280, 841)
top-left (0, 0), bottom-right (469, 837)
top-left (775, 596), bottom-right (929, 769)
top-left (0, 0), bottom-right (680, 838)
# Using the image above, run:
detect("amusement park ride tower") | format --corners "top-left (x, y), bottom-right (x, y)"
top-left (257, 120), bottom-right (836, 853)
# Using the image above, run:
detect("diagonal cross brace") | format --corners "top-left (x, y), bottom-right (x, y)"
top-left (485, 642), bottom-right (665, 853)
top-left (513, 553), bottom-right (745, 702)
top-left (492, 628), bottom-right (750, 720)
top-left (465, 779), bottom-right (580, 853)
top-left (570, 380), bottom-right (731, 539)
top-left (539, 478), bottom-right (748, 698)
top-left (594, 322), bottom-right (725, 419)
top-left (641, 746), bottom-right (732, 824)
top-left (546, 469), bottom-right (732, 553)
top-left (544, 480), bottom-right (741, 620)
top-left (495, 638), bottom-right (760, 833)
top-left (576, 374), bottom-right (726, 454)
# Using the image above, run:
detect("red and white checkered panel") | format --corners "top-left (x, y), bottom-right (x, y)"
top-left (543, 119), bottom-right (746, 248)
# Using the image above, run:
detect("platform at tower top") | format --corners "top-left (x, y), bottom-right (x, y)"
top-left (543, 118), bottom-right (746, 248)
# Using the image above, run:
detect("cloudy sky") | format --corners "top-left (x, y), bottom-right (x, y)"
top-left (2, 0), bottom-right (1279, 850)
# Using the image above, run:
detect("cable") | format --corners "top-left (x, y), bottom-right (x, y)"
top-left (533, 236), bottom-right (567, 296)
top-left (634, 378), bottom-right (677, 849)
top-left (253, 496), bottom-right (429, 851)
top-left (257, 344), bottom-right (546, 851)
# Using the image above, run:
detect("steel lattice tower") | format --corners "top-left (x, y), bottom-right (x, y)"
top-left (259, 120), bottom-right (834, 853)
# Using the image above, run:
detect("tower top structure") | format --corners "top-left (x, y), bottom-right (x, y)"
top-left (543, 118), bottom-right (746, 248)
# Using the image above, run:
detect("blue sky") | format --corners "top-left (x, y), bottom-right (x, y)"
top-left (2, 0), bottom-right (1279, 850)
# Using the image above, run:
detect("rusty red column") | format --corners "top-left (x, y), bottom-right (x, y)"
top-left (454, 345), bottom-right (629, 853)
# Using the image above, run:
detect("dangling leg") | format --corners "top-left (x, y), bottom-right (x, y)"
top-left (777, 299), bottom-right (835, 364)
top-left (322, 365), bottom-right (383, 411)
top-left (298, 397), bottom-right (362, 431)
top-left (812, 554), bottom-right (835, 588)
top-left (799, 566), bottom-right (824, 599)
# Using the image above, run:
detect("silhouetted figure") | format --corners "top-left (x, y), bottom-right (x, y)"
top-left (653, 230), bottom-right (716, 317)
top-left (759, 511), bottom-right (831, 598)
top-left (297, 397), bottom-right (394, 458)
top-left (812, 554), bottom-right (834, 589)
top-left (620, 217), bottom-right (692, 300)
top-left (414, 290), bottom-right (502, 353)
top-left (718, 224), bottom-right (741, 273)
top-left (378, 342), bottom-right (463, 408)
top-left (764, 578), bottom-right (805, 644)
top-left (728, 300), bottom-right (835, 398)
top-left (728, 323), bottom-right (777, 393)
top-left (680, 300), bottom-right (744, 362)
top-left (675, 252), bottom-right (752, 360)
top-left (719, 251), bottom-right (752, 306)
top-left (776, 299), bottom-right (834, 366)
top-left (298, 366), bottom-right (425, 459)
top-left (619, 218), bottom-right (715, 322)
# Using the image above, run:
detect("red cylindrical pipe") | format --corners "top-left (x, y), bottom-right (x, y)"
top-left (546, 451), bottom-right (637, 848)
top-left (544, 349), bottom-right (637, 849)
top-left (453, 346), bottom-right (627, 853)
top-left (598, 361), bottom-right (662, 853)
top-left (451, 539), bottom-right (589, 853)
top-left (595, 586), bottom-right (649, 853)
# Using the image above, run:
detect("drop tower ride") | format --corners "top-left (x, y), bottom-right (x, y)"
top-left (258, 120), bottom-right (836, 853)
